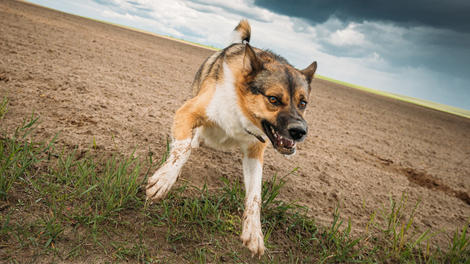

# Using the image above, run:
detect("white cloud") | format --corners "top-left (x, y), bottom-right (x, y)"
top-left (328, 24), bottom-right (365, 46)
top-left (188, 0), bottom-right (274, 22)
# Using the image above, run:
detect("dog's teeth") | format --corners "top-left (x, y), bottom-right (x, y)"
top-left (280, 141), bottom-right (283, 146)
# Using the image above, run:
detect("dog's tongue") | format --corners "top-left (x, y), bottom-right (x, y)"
top-left (281, 138), bottom-right (295, 148)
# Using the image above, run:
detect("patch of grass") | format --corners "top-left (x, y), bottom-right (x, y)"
top-left (1, 113), bottom-right (470, 263)
top-left (317, 206), bottom-right (367, 263)
top-left (443, 224), bottom-right (470, 263)
top-left (374, 192), bottom-right (440, 260)
top-left (0, 112), bottom-right (56, 200)
top-left (0, 94), bottom-right (8, 119)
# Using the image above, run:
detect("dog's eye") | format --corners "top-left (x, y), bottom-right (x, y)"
top-left (268, 96), bottom-right (279, 104)
top-left (299, 101), bottom-right (307, 109)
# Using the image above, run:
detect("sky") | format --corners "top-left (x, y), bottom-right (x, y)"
top-left (27, 0), bottom-right (470, 110)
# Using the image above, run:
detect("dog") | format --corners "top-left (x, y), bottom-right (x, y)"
top-left (146, 19), bottom-right (317, 257)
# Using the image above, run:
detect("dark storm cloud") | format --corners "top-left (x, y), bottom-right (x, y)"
top-left (254, 0), bottom-right (470, 33)
top-left (315, 21), bottom-right (470, 78)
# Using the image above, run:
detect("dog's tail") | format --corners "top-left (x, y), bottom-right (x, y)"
top-left (225, 19), bottom-right (251, 47)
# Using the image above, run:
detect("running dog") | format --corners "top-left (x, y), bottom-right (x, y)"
top-left (146, 19), bottom-right (317, 257)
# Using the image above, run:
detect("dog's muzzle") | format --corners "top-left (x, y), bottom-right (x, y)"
top-left (287, 121), bottom-right (307, 142)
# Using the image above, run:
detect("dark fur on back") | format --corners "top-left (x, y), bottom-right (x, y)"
top-left (191, 45), bottom-right (294, 97)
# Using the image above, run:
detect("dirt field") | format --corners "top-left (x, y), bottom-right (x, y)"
top-left (1, 0), bottom-right (469, 250)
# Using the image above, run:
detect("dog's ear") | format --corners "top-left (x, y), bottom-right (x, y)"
top-left (301, 61), bottom-right (317, 84)
top-left (243, 43), bottom-right (262, 77)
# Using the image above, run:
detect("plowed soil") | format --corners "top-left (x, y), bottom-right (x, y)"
top-left (1, 0), bottom-right (470, 251)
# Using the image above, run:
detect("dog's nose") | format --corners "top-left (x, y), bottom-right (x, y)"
top-left (288, 126), bottom-right (306, 141)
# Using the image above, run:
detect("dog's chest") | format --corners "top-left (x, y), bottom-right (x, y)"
top-left (203, 91), bottom-right (257, 150)
top-left (199, 126), bottom-right (239, 150)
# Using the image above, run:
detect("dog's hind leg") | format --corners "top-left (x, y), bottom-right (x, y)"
top-left (146, 98), bottom-right (207, 202)
top-left (240, 142), bottom-right (267, 257)
top-left (191, 126), bottom-right (203, 149)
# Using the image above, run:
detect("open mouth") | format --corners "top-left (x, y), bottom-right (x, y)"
top-left (262, 121), bottom-right (296, 155)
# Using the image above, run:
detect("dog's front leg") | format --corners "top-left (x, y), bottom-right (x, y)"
top-left (146, 99), bottom-right (203, 202)
top-left (240, 142), bottom-right (267, 257)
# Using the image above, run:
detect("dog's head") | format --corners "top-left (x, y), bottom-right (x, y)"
top-left (238, 44), bottom-right (317, 155)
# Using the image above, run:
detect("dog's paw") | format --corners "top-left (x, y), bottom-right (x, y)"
top-left (240, 220), bottom-right (265, 258)
top-left (146, 139), bottom-right (192, 202)
top-left (146, 167), bottom-right (179, 202)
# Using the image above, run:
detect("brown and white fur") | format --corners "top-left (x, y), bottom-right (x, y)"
top-left (146, 19), bottom-right (317, 257)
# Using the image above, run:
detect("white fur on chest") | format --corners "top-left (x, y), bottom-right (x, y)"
top-left (203, 62), bottom-right (264, 150)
